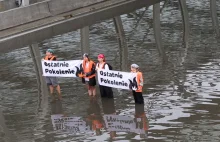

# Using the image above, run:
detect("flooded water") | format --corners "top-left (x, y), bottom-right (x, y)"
top-left (1, 0), bottom-right (220, 141)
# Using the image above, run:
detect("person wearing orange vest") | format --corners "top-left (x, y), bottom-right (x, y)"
top-left (81, 53), bottom-right (96, 96)
top-left (131, 64), bottom-right (144, 104)
top-left (96, 54), bottom-right (113, 98)
top-left (44, 49), bottom-right (61, 100)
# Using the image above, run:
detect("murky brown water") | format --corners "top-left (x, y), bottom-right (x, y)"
top-left (1, 0), bottom-right (220, 142)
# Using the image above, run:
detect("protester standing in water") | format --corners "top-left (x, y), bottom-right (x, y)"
top-left (43, 49), bottom-right (61, 100)
top-left (96, 54), bottom-right (113, 98)
top-left (130, 64), bottom-right (144, 104)
top-left (81, 53), bottom-right (96, 96)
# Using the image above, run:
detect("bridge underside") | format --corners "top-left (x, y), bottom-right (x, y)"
top-left (0, 0), bottom-right (163, 53)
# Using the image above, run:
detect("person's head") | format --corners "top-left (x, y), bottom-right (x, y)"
top-left (131, 64), bottom-right (139, 73)
top-left (46, 49), bottom-right (54, 56)
top-left (83, 53), bottom-right (89, 62)
top-left (98, 54), bottom-right (105, 63)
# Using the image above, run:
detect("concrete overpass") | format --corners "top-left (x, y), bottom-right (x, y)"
top-left (0, 0), bottom-right (164, 53)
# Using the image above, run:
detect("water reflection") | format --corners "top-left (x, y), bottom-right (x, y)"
top-left (51, 100), bottom-right (91, 134)
top-left (0, 110), bottom-right (12, 142)
top-left (178, 0), bottom-right (190, 48)
top-left (210, 0), bottom-right (219, 36)
top-left (50, 97), bottom-right (148, 139)
top-left (104, 103), bottom-right (148, 139)
top-left (86, 97), bottom-right (103, 136)
top-left (101, 97), bottom-right (117, 139)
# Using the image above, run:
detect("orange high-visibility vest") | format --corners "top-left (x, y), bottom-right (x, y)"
top-left (136, 71), bottom-right (143, 92)
top-left (44, 55), bottom-right (56, 60)
top-left (82, 60), bottom-right (96, 78)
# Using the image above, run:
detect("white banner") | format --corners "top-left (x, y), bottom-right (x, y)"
top-left (97, 69), bottom-right (137, 90)
top-left (42, 60), bottom-right (82, 77)
top-left (104, 115), bottom-right (146, 134)
top-left (51, 115), bottom-right (90, 133)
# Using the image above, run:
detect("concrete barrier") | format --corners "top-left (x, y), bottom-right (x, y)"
top-left (0, 0), bottom-right (16, 12)
top-left (0, 0), bottom-right (163, 53)
top-left (0, 0), bottom-right (46, 12)
top-left (0, 1), bottom-right (51, 30)
top-left (48, 0), bottom-right (105, 15)
top-left (0, 0), bottom-right (108, 30)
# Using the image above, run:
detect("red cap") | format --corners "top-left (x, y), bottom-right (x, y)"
top-left (98, 54), bottom-right (105, 59)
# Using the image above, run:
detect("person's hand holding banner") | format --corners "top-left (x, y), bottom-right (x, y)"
top-left (78, 73), bottom-right (84, 78)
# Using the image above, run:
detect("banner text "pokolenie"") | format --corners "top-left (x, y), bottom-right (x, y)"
top-left (45, 69), bottom-right (75, 74)
top-left (99, 70), bottom-right (128, 87)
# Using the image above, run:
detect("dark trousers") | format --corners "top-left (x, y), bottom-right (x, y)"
top-left (132, 91), bottom-right (144, 104)
top-left (99, 85), bottom-right (113, 98)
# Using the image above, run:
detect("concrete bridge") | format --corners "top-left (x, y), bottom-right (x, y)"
top-left (0, 0), bottom-right (164, 53)
top-left (0, 0), bottom-right (219, 140)
top-left (0, 0), bottom-right (218, 54)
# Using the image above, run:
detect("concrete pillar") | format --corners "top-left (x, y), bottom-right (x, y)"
top-left (29, 43), bottom-right (46, 89)
top-left (113, 16), bottom-right (128, 71)
top-left (80, 26), bottom-right (90, 55)
top-left (29, 43), bottom-right (49, 132)
top-left (210, 0), bottom-right (219, 36)
top-left (153, 3), bottom-right (167, 63)
top-left (29, 44), bottom-right (48, 109)
top-left (178, 0), bottom-right (190, 48)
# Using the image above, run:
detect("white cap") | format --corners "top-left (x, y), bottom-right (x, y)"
top-left (131, 64), bottom-right (139, 69)
top-left (83, 53), bottom-right (89, 58)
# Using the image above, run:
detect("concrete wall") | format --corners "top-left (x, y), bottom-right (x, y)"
top-left (0, 1), bottom-right (51, 30)
top-left (0, 0), bottom-right (16, 11)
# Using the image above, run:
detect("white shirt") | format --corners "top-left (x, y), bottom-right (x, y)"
top-left (96, 63), bottom-right (109, 70)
